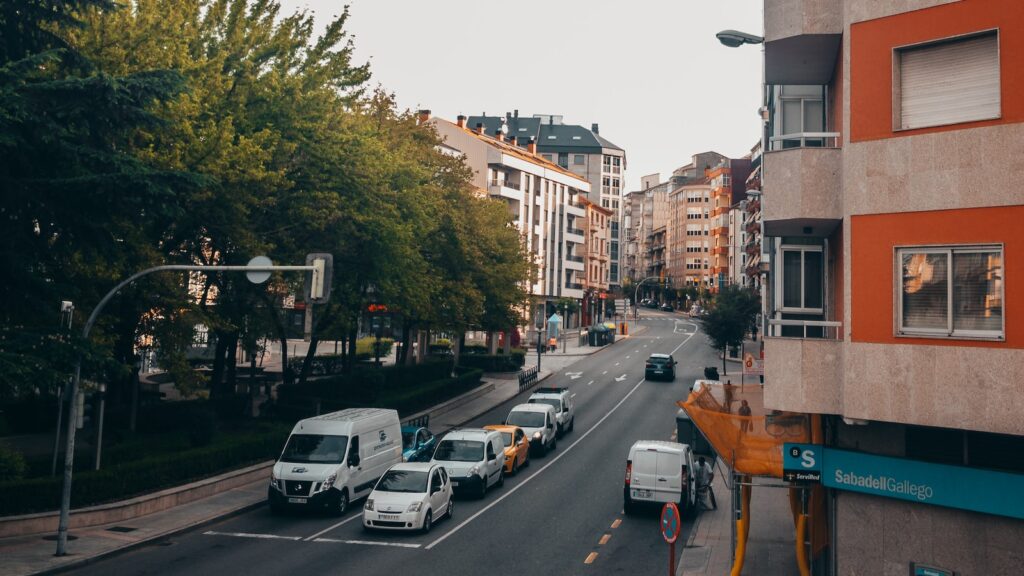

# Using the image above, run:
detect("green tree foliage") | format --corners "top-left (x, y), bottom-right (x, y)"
top-left (699, 285), bottom-right (760, 375)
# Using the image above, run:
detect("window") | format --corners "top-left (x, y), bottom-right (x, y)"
top-left (542, 154), bottom-right (553, 161)
top-left (896, 32), bottom-right (999, 131)
top-left (770, 85), bottom-right (825, 149)
top-left (779, 245), bottom-right (824, 313)
top-left (573, 154), bottom-right (585, 165)
top-left (897, 246), bottom-right (1003, 339)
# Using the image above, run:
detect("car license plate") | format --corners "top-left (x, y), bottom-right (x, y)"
top-left (451, 481), bottom-right (459, 487)
top-left (632, 489), bottom-right (652, 499)
top-left (379, 514), bottom-right (399, 520)
top-left (287, 497), bottom-right (307, 504)
top-left (654, 370), bottom-right (663, 374)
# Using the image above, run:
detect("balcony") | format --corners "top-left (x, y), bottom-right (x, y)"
top-left (564, 282), bottom-right (583, 291)
top-left (763, 143), bottom-right (842, 235)
top-left (565, 228), bottom-right (585, 243)
top-left (764, 0), bottom-right (840, 85)
top-left (764, 320), bottom-right (843, 414)
top-left (566, 203), bottom-right (585, 217)
top-left (711, 246), bottom-right (729, 256)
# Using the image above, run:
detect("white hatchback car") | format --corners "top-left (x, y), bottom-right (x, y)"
top-left (362, 462), bottom-right (453, 533)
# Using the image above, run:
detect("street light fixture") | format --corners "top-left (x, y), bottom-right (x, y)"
top-left (716, 29), bottom-right (764, 47)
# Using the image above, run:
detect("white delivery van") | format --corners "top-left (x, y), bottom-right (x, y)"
top-left (505, 403), bottom-right (558, 455)
top-left (430, 428), bottom-right (506, 499)
top-left (269, 408), bottom-right (402, 516)
top-left (623, 440), bottom-right (696, 515)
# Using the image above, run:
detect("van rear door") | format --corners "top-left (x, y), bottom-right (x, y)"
top-left (631, 449), bottom-right (658, 500)
top-left (655, 450), bottom-right (683, 503)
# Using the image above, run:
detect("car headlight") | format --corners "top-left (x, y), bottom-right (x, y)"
top-left (322, 473), bottom-right (337, 491)
top-left (407, 502), bottom-right (422, 512)
top-left (270, 471), bottom-right (279, 489)
top-left (364, 498), bottom-right (375, 511)
top-left (468, 465), bottom-right (480, 476)
top-left (533, 431), bottom-right (542, 440)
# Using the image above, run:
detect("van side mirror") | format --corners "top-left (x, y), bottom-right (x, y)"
top-left (349, 454), bottom-right (360, 467)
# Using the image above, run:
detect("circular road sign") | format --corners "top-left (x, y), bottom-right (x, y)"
top-left (246, 256), bottom-right (272, 284)
top-left (661, 502), bottom-right (681, 544)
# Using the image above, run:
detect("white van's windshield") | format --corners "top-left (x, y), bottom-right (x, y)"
top-left (280, 434), bottom-right (348, 464)
top-left (433, 439), bottom-right (484, 462)
top-left (506, 411), bottom-right (545, 428)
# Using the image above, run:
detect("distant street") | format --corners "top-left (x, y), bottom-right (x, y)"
top-left (76, 312), bottom-right (721, 576)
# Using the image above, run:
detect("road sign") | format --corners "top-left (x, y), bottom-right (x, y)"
top-left (783, 443), bottom-right (822, 483)
top-left (660, 502), bottom-right (681, 544)
top-left (742, 352), bottom-right (763, 376)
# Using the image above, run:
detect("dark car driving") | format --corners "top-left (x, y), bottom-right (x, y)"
top-left (644, 353), bottom-right (676, 381)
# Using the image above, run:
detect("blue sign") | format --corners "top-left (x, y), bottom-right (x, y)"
top-left (821, 447), bottom-right (1024, 521)
top-left (913, 564), bottom-right (954, 576)
top-left (660, 502), bottom-right (680, 544)
top-left (783, 443), bottom-right (822, 483)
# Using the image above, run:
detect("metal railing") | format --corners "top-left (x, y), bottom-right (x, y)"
top-left (768, 131), bottom-right (840, 151)
top-left (768, 319), bottom-right (842, 339)
top-left (402, 414), bottom-right (430, 429)
top-left (489, 179), bottom-right (521, 190)
top-left (567, 254), bottom-right (584, 263)
top-left (566, 227), bottom-right (584, 236)
top-left (518, 365), bottom-right (540, 392)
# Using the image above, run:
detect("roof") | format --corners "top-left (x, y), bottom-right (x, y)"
top-left (465, 114), bottom-right (624, 153)
top-left (439, 428), bottom-right (497, 440)
top-left (649, 353), bottom-right (672, 359)
top-left (578, 195), bottom-right (614, 216)
top-left (631, 440), bottom-right (688, 454)
top-left (308, 408), bottom-right (396, 422)
top-left (509, 402), bottom-right (555, 413)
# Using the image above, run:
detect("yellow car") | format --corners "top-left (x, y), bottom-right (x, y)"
top-left (484, 425), bottom-right (530, 475)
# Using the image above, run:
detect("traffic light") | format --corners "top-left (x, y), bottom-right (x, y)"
top-left (305, 253), bottom-right (333, 304)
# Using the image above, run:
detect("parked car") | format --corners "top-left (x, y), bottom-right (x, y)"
top-left (401, 425), bottom-right (436, 463)
top-left (362, 462), bottom-right (453, 533)
top-left (644, 301), bottom-right (660, 309)
top-left (483, 424), bottom-right (530, 475)
top-left (623, 440), bottom-right (697, 516)
top-left (505, 403), bottom-right (558, 456)
top-left (269, 408), bottom-right (403, 516)
top-left (660, 303), bottom-right (674, 312)
top-left (645, 353), bottom-right (677, 381)
top-left (430, 428), bottom-right (505, 499)
top-left (528, 387), bottom-right (576, 437)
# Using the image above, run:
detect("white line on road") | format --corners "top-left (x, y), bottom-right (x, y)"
top-left (602, 371), bottom-right (607, 375)
top-left (313, 537), bottom-right (421, 549)
top-left (625, 355), bottom-right (630, 359)
top-left (614, 362), bottom-right (620, 366)
top-left (204, 531), bottom-right (302, 541)
top-left (303, 512), bottom-right (363, 541)
top-left (424, 329), bottom-right (697, 551)
top-left (586, 380), bottom-right (594, 386)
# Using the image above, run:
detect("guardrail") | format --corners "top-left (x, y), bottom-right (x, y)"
top-left (518, 365), bottom-right (540, 392)
top-left (402, 414), bottom-right (430, 429)
top-left (768, 131), bottom-right (841, 151)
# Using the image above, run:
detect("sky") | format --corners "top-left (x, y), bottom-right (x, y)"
top-left (281, 0), bottom-right (764, 192)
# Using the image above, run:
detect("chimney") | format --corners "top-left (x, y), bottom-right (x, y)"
top-left (475, 122), bottom-right (485, 135)
top-left (514, 109), bottom-right (519, 118)
top-left (417, 109), bottom-right (431, 125)
top-left (591, 123), bottom-right (599, 134)
top-left (527, 137), bottom-right (537, 155)
top-left (495, 128), bottom-right (504, 142)
top-left (510, 135), bottom-right (518, 146)
top-left (456, 115), bottom-right (467, 128)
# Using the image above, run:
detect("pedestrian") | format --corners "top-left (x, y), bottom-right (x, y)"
top-left (695, 456), bottom-right (717, 510)
top-left (723, 380), bottom-right (735, 413)
top-left (738, 399), bottom-right (752, 434)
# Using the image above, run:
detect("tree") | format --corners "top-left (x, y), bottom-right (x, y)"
top-left (698, 285), bottom-right (760, 375)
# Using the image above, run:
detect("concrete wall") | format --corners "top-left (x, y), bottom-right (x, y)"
top-left (763, 147), bottom-right (843, 222)
top-left (764, 337), bottom-right (844, 414)
top-left (836, 491), bottom-right (1024, 576)
top-left (765, 0), bottom-right (841, 43)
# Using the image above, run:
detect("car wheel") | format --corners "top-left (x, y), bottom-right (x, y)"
top-left (422, 510), bottom-right (433, 533)
top-left (556, 424), bottom-right (564, 438)
top-left (333, 489), bottom-right (349, 517)
top-left (523, 451), bottom-right (530, 467)
top-left (511, 458), bottom-right (519, 476)
top-left (497, 469), bottom-right (505, 488)
top-left (550, 437), bottom-right (557, 451)
top-left (623, 497), bottom-right (635, 515)
top-left (445, 498), bottom-right (454, 520)
top-left (569, 417), bottom-right (575, 432)
top-left (478, 476), bottom-right (488, 499)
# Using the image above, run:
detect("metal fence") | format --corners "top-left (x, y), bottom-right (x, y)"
top-left (402, 414), bottom-right (430, 429)
top-left (518, 365), bottom-right (540, 393)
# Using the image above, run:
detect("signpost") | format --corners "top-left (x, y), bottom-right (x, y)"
top-left (660, 502), bottom-right (681, 576)
top-left (783, 443), bottom-right (823, 484)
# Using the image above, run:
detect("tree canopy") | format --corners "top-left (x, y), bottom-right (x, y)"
top-left (699, 285), bottom-right (760, 375)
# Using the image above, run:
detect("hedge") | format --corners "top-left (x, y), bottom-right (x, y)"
top-left (457, 352), bottom-right (525, 372)
top-left (0, 425), bottom-right (289, 517)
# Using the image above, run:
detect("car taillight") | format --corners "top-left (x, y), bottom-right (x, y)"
top-left (645, 363), bottom-right (654, 369)
top-left (625, 461), bottom-right (632, 485)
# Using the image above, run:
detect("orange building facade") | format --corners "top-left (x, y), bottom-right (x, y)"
top-left (761, 0), bottom-right (1024, 573)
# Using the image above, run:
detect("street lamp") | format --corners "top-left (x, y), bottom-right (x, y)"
top-left (716, 29), bottom-right (764, 47)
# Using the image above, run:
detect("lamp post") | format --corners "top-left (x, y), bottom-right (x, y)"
top-left (632, 276), bottom-right (662, 323)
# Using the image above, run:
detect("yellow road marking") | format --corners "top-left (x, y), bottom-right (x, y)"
top-left (584, 552), bottom-right (599, 564)
top-left (599, 534), bottom-right (611, 545)
top-left (611, 519), bottom-right (621, 529)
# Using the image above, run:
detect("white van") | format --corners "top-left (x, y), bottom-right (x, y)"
top-left (623, 440), bottom-right (696, 515)
top-left (505, 403), bottom-right (558, 455)
top-left (430, 428), bottom-right (506, 499)
top-left (269, 408), bottom-right (402, 516)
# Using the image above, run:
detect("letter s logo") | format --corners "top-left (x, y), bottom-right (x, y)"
top-left (800, 449), bottom-right (816, 469)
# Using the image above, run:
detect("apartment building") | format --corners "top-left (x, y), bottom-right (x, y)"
top-left (466, 112), bottom-right (627, 290)
top-left (667, 183), bottom-right (712, 287)
top-left (726, 199), bottom-right (749, 288)
top-left (707, 158), bottom-right (752, 289)
top-left (624, 177), bottom-right (672, 289)
top-left (579, 196), bottom-right (613, 324)
top-left (759, 1), bottom-right (1024, 573)
top-left (427, 112), bottom-right (590, 327)
top-left (743, 142), bottom-right (763, 290)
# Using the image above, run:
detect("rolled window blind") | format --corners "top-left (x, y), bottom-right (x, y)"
top-left (900, 33), bottom-right (1000, 130)
top-left (901, 252), bottom-right (949, 331)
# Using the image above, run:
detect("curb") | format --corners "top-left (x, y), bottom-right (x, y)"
top-left (438, 371), bottom-right (553, 435)
top-left (32, 498), bottom-right (267, 576)
top-left (401, 381), bottom-right (495, 424)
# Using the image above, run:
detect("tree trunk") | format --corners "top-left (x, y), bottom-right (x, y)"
top-left (257, 291), bottom-right (291, 388)
top-left (503, 330), bottom-right (511, 355)
top-left (129, 365), bottom-right (139, 433)
top-left (210, 330), bottom-right (229, 398)
top-left (405, 325), bottom-right (418, 366)
top-left (721, 347), bottom-right (728, 376)
top-left (223, 332), bottom-right (239, 396)
top-left (451, 332), bottom-right (462, 378)
top-left (399, 320), bottom-right (412, 365)
top-left (345, 325), bottom-right (358, 374)
top-left (297, 333), bottom-right (320, 386)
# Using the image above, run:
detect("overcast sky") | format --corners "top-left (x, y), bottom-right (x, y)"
top-left (282, 0), bottom-right (764, 192)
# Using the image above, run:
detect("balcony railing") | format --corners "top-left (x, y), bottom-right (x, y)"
top-left (566, 227), bottom-right (584, 236)
top-left (768, 319), bottom-right (842, 340)
top-left (567, 255), bottom-right (584, 263)
top-left (768, 132), bottom-right (840, 151)
top-left (489, 179), bottom-right (521, 190)
top-left (564, 282), bottom-right (583, 290)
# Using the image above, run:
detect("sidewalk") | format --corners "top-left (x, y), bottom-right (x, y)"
top-left (679, 467), bottom-right (798, 576)
top-left (0, 326), bottom-right (643, 576)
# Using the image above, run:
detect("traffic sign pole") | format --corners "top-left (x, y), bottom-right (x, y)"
top-left (661, 502), bottom-right (681, 576)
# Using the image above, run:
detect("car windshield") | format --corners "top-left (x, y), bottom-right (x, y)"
top-left (649, 357), bottom-right (669, 366)
top-left (500, 432), bottom-right (513, 446)
top-left (401, 431), bottom-right (415, 450)
top-left (280, 434), bottom-right (348, 464)
top-left (529, 398), bottom-right (561, 412)
top-left (375, 470), bottom-right (428, 493)
top-left (433, 440), bottom-right (484, 462)
top-left (506, 410), bottom-right (545, 428)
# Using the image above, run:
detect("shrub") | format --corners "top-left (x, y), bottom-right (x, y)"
top-left (0, 445), bottom-right (27, 482)
top-left (457, 352), bottom-right (525, 372)
top-left (186, 406), bottom-right (218, 447)
top-left (704, 366), bottom-right (720, 381)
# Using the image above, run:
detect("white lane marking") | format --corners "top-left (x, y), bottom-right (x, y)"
top-left (602, 371), bottom-right (608, 375)
top-left (314, 537), bottom-right (421, 549)
top-left (615, 374), bottom-right (627, 382)
top-left (204, 531), bottom-right (302, 541)
top-left (614, 362), bottom-right (620, 366)
top-left (566, 371), bottom-right (583, 380)
top-left (304, 512), bottom-right (363, 541)
top-left (424, 328), bottom-right (697, 551)
top-left (586, 380), bottom-right (594, 386)
top-left (625, 355), bottom-right (631, 359)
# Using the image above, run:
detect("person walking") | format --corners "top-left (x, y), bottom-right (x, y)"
top-left (695, 456), bottom-right (717, 510)
top-left (738, 399), bottom-right (752, 434)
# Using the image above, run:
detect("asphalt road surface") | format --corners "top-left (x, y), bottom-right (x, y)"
top-left (76, 311), bottom-right (722, 576)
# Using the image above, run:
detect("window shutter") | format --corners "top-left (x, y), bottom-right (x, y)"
top-left (901, 252), bottom-right (949, 331)
top-left (900, 33), bottom-right (1000, 130)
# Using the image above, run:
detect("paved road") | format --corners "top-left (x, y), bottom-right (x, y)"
top-left (76, 312), bottom-right (720, 576)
